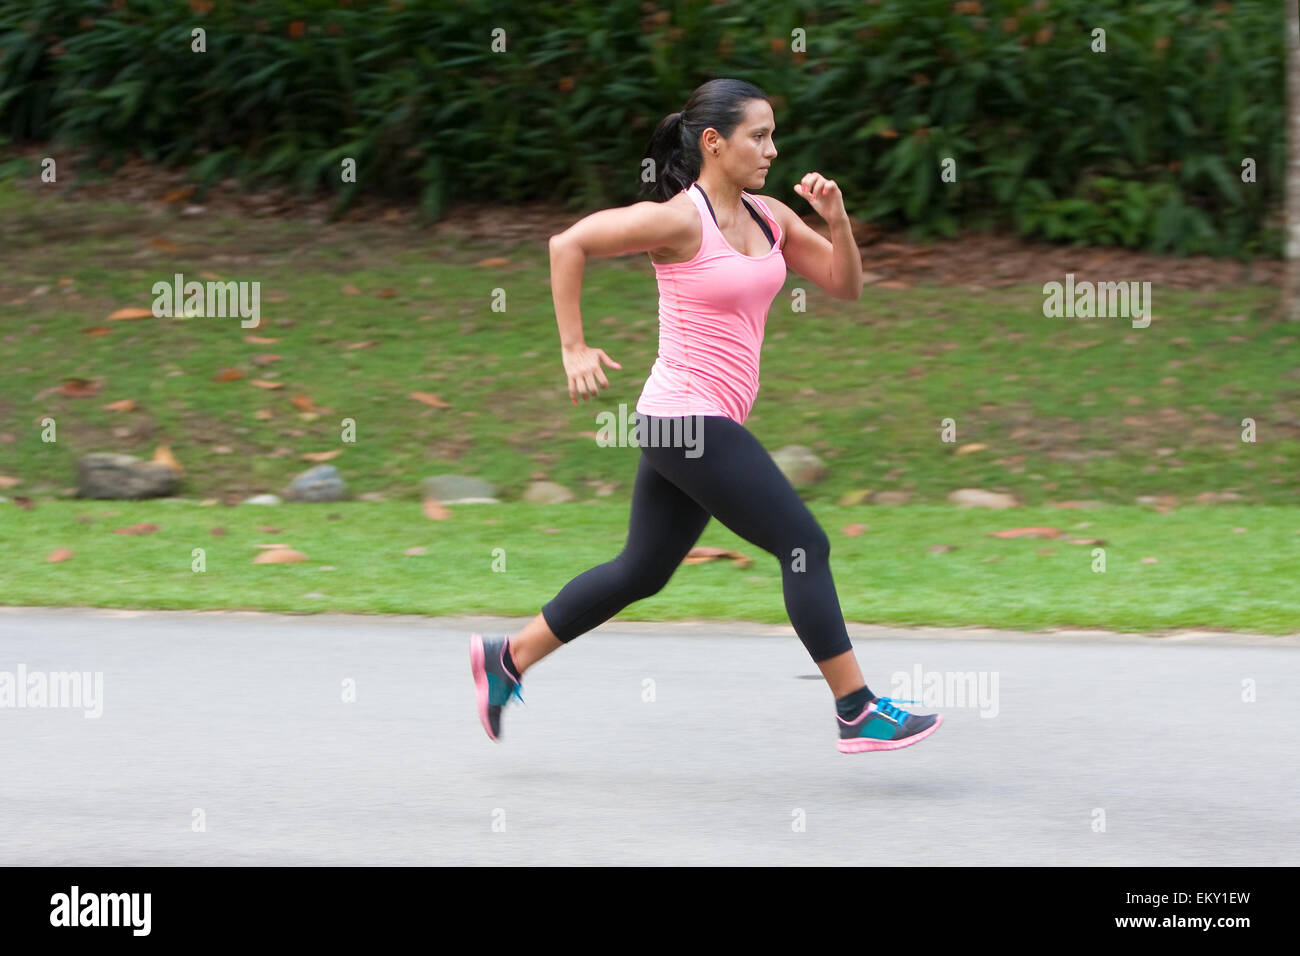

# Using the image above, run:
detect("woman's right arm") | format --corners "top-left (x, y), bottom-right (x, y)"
top-left (548, 201), bottom-right (689, 403)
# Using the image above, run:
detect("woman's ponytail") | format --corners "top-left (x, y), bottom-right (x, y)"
top-left (637, 79), bottom-right (771, 203)
top-left (639, 110), bottom-right (694, 202)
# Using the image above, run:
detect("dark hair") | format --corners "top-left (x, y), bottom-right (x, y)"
top-left (639, 78), bottom-right (771, 202)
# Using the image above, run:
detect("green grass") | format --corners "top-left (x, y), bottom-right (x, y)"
top-left (0, 502), bottom-right (1294, 634)
top-left (1, 500), bottom-right (1297, 633)
top-left (0, 178), bottom-right (1296, 506)
top-left (0, 176), bottom-right (1297, 632)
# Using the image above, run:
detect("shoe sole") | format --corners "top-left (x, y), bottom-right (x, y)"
top-left (837, 713), bottom-right (943, 753)
top-left (468, 633), bottom-right (497, 741)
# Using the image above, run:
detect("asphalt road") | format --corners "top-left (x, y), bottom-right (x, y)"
top-left (1, 607), bottom-right (1295, 865)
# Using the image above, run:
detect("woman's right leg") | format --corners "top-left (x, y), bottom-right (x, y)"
top-left (509, 451), bottom-right (711, 676)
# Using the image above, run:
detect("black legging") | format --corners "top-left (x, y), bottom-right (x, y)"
top-left (541, 413), bottom-right (853, 663)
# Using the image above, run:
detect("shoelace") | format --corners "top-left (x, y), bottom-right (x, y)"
top-left (873, 696), bottom-right (918, 723)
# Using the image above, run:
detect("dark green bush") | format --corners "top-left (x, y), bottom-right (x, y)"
top-left (0, 0), bottom-right (1285, 254)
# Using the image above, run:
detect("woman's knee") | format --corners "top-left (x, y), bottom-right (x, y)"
top-left (614, 555), bottom-right (678, 601)
top-left (779, 522), bottom-right (830, 570)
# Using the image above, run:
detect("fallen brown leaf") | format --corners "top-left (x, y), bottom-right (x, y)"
top-left (409, 391), bottom-right (450, 408)
top-left (476, 257), bottom-right (510, 267)
top-left (107, 307), bottom-right (153, 321)
top-left (13, 497), bottom-right (35, 510)
top-left (681, 546), bottom-right (752, 569)
top-left (987, 527), bottom-right (1063, 539)
top-left (57, 378), bottom-right (101, 398)
top-left (257, 526), bottom-right (282, 533)
top-left (82, 326), bottom-right (112, 336)
top-left (341, 284), bottom-right (361, 295)
top-left (47, 548), bottom-right (74, 563)
top-left (0, 475), bottom-right (20, 488)
top-left (251, 379), bottom-right (284, 390)
top-left (290, 395), bottom-right (317, 412)
top-left (214, 367), bottom-right (244, 382)
top-left (253, 408), bottom-right (274, 420)
top-left (161, 186), bottom-right (194, 203)
top-left (102, 399), bottom-right (138, 412)
top-left (404, 546), bottom-right (428, 556)
top-left (423, 497), bottom-right (450, 520)
top-left (148, 237), bottom-right (180, 253)
top-left (113, 523), bottom-right (160, 535)
top-left (842, 524), bottom-right (867, 536)
top-left (210, 527), bottom-right (226, 536)
top-left (346, 341), bottom-right (379, 350)
top-left (956, 443), bottom-right (987, 455)
top-left (244, 335), bottom-right (279, 344)
top-left (152, 444), bottom-right (183, 474)
top-left (375, 288), bottom-right (396, 298)
top-left (251, 353), bottom-right (282, 365)
top-left (253, 548), bottom-right (308, 564)
top-left (300, 450), bottom-right (342, 462)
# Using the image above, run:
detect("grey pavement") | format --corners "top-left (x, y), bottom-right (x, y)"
top-left (1, 606), bottom-right (1296, 865)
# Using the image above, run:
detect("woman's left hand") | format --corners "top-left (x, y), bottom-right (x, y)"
top-left (794, 172), bottom-right (846, 224)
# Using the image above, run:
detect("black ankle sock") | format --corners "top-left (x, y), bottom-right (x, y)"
top-left (501, 639), bottom-right (522, 683)
top-left (835, 685), bottom-right (874, 720)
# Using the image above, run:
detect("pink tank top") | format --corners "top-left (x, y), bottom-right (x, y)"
top-left (635, 183), bottom-right (786, 426)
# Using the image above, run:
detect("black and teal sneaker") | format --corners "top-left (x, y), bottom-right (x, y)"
top-left (837, 695), bottom-right (943, 753)
top-left (469, 633), bottom-right (524, 741)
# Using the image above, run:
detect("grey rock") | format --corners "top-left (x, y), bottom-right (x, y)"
top-left (947, 488), bottom-right (1020, 509)
top-left (77, 453), bottom-right (180, 500)
top-left (522, 481), bottom-right (574, 504)
top-left (871, 491), bottom-right (912, 505)
top-left (772, 445), bottom-right (827, 487)
top-left (284, 465), bottom-right (347, 503)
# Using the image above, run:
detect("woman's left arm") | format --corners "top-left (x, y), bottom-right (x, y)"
top-left (765, 172), bottom-right (862, 301)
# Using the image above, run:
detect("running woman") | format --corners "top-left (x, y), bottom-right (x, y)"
top-left (470, 78), bottom-right (942, 754)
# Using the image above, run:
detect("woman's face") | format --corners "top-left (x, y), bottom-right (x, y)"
top-left (707, 98), bottom-right (778, 189)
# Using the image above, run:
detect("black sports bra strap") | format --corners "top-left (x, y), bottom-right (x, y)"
top-left (692, 183), bottom-right (774, 249)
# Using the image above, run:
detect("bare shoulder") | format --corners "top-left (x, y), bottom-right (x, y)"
top-left (748, 192), bottom-right (796, 227)
top-left (660, 189), bottom-right (698, 222)
top-left (646, 190), bottom-right (702, 263)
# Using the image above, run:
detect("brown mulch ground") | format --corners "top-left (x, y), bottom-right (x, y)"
top-left (10, 146), bottom-right (1284, 291)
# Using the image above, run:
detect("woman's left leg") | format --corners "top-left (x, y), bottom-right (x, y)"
top-left (637, 415), bottom-right (865, 696)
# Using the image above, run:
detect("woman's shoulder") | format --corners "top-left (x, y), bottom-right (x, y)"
top-left (646, 190), bottom-right (703, 264)
top-left (744, 191), bottom-right (792, 222)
